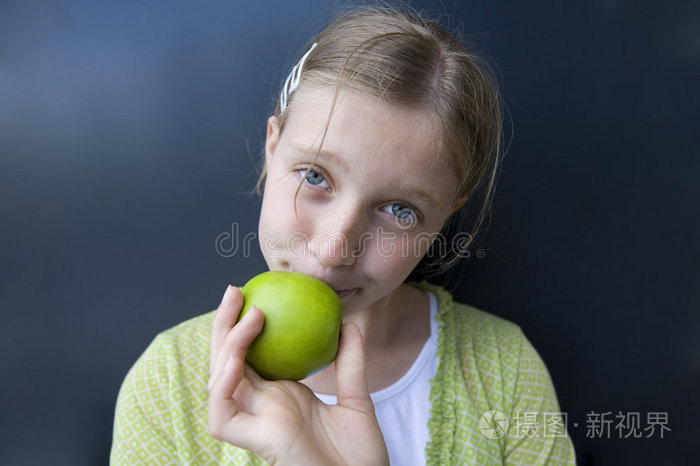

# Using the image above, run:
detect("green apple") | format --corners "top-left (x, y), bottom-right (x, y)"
top-left (238, 271), bottom-right (343, 381)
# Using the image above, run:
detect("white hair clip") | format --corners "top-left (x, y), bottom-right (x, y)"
top-left (280, 42), bottom-right (318, 114)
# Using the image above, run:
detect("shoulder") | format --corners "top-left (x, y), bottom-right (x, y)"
top-left (119, 310), bottom-right (217, 391)
top-left (148, 310), bottom-right (217, 379)
top-left (113, 310), bottom-right (266, 464)
top-left (413, 280), bottom-right (525, 357)
top-left (159, 309), bottom-right (217, 344)
top-left (117, 310), bottom-right (217, 405)
top-left (416, 281), bottom-right (576, 464)
top-left (122, 311), bottom-right (216, 374)
top-left (413, 280), bottom-right (558, 408)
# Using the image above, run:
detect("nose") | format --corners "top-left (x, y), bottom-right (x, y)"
top-left (308, 206), bottom-right (364, 267)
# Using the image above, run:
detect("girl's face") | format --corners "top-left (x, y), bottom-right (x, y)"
top-left (259, 85), bottom-right (462, 315)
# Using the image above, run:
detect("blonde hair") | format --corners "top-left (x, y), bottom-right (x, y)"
top-left (260, 5), bottom-right (504, 275)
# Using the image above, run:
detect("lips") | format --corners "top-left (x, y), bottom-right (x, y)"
top-left (332, 288), bottom-right (357, 300)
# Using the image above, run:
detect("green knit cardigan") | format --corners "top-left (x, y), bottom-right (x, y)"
top-left (111, 282), bottom-right (576, 465)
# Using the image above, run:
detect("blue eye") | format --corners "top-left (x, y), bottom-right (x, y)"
top-left (305, 170), bottom-right (324, 185)
top-left (299, 168), bottom-right (329, 188)
top-left (383, 203), bottom-right (417, 223)
top-left (392, 204), bottom-right (412, 219)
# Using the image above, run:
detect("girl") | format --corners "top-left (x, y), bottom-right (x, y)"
top-left (112, 5), bottom-right (576, 465)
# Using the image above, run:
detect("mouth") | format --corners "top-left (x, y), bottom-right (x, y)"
top-left (331, 288), bottom-right (357, 300)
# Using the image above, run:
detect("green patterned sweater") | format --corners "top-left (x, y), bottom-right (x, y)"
top-left (111, 282), bottom-right (576, 465)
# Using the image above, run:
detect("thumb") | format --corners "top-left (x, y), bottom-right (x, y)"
top-left (334, 323), bottom-right (374, 415)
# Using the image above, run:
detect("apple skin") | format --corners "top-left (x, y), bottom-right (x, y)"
top-left (238, 271), bottom-right (343, 381)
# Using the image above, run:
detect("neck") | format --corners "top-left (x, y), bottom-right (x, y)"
top-left (345, 285), bottom-right (405, 351)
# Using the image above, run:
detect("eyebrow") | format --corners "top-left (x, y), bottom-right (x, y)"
top-left (289, 143), bottom-right (441, 211)
top-left (385, 183), bottom-right (441, 211)
top-left (289, 143), bottom-right (349, 172)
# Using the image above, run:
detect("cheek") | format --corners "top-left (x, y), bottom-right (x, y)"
top-left (259, 178), bottom-right (298, 227)
top-left (362, 232), bottom-right (427, 278)
top-left (411, 231), bottom-right (441, 259)
top-left (258, 183), bottom-right (320, 263)
top-left (374, 230), bottom-right (438, 262)
top-left (258, 188), bottom-right (295, 247)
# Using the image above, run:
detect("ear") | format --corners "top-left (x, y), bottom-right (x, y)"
top-left (451, 196), bottom-right (467, 215)
top-left (265, 116), bottom-right (280, 166)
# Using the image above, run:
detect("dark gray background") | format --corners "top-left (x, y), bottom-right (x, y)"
top-left (1, 0), bottom-right (698, 464)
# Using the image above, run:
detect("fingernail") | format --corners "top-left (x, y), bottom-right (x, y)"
top-left (240, 306), bottom-right (255, 321)
top-left (222, 285), bottom-right (237, 302)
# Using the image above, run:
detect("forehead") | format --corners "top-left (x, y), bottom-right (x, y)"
top-left (283, 85), bottom-right (455, 181)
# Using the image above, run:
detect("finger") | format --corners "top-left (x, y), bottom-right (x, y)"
top-left (208, 352), bottom-right (254, 443)
top-left (210, 306), bottom-right (264, 392)
top-left (210, 285), bottom-right (244, 383)
top-left (335, 323), bottom-right (374, 415)
top-left (242, 361), bottom-right (266, 387)
top-left (229, 363), bottom-right (268, 414)
top-left (209, 365), bottom-right (266, 455)
top-left (208, 309), bottom-right (268, 451)
top-left (211, 285), bottom-right (244, 372)
top-left (210, 354), bottom-right (244, 402)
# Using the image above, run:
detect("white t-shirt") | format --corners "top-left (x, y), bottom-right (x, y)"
top-left (315, 291), bottom-right (438, 466)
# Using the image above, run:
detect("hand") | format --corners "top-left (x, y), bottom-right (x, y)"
top-left (208, 285), bottom-right (389, 466)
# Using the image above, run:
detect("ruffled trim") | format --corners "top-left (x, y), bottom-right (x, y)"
top-left (411, 281), bottom-right (457, 465)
